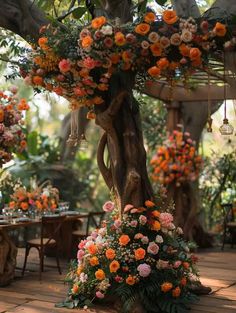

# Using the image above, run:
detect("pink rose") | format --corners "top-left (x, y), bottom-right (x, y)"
top-left (73, 87), bottom-right (86, 97)
top-left (96, 291), bottom-right (105, 299)
top-left (147, 242), bottom-right (159, 255)
top-left (173, 260), bottom-right (182, 268)
top-left (104, 37), bottom-right (113, 48)
top-left (115, 275), bottom-right (123, 283)
top-left (83, 57), bottom-right (97, 69)
top-left (124, 204), bottom-right (134, 212)
top-left (102, 201), bottom-right (115, 212)
top-left (130, 208), bottom-right (138, 214)
top-left (59, 59), bottom-right (71, 72)
top-left (141, 236), bottom-right (149, 244)
top-left (134, 233), bottom-right (144, 240)
top-left (137, 263), bottom-right (151, 277)
top-left (130, 220), bottom-right (138, 227)
top-left (77, 249), bottom-right (85, 261)
top-left (79, 28), bottom-right (91, 40)
top-left (159, 212), bottom-right (174, 228)
top-left (114, 219), bottom-right (122, 229)
top-left (78, 239), bottom-right (87, 249)
top-left (139, 215), bottom-right (147, 225)
top-left (126, 33), bottom-right (136, 43)
top-left (141, 40), bottom-right (150, 49)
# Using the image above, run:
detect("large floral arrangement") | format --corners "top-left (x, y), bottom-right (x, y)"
top-left (150, 131), bottom-right (203, 186)
top-left (0, 88), bottom-right (29, 167)
top-left (9, 183), bottom-right (59, 214)
top-left (21, 10), bottom-right (232, 112)
top-left (60, 200), bottom-right (199, 312)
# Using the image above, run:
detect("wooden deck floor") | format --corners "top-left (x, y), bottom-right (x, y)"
top-left (0, 247), bottom-right (236, 313)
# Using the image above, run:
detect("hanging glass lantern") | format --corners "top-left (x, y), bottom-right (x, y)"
top-left (219, 118), bottom-right (234, 135)
top-left (79, 133), bottom-right (88, 150)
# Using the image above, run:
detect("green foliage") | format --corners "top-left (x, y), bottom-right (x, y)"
top-left (199, 150), bottom-right (236, 231)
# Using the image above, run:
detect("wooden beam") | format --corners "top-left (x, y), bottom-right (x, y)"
top-left (143, 81), bottom-right (236, 102)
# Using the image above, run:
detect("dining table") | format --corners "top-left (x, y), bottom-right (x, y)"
top-left (0, 212), bottom-right (84, 287)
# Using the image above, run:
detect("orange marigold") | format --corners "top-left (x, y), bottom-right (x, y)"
top-left (144, 12), bottom-right (156, 24)
top-left (161, 282), bottom-right (173, 292)
top-left (95, 269), bottom-right (105, 280)
top-left (109, 260), bottom-right (120, 273)
top-left (105, 248), bottom-right (116, 260)
top-left (126, 275), bottom-right (136, 285)
top-left (134, 248), bottom-right (146, 260)
top-left (213, 22), bottom-right (227, 37)
top-left (135, 23), bottom-right (150, 36)
top-left (91, 16), bottom-right (107, 29)
top-left (119, 234), bottom-right (130, 246)
top-left (163, 10), bottom-right (178, 25)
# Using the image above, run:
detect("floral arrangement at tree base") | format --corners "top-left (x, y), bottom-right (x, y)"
top-left (58, 200), bottom-right (199, 313)
top-left (150, 130), bottom-right (203, 187)
top-left (0, 87), bottom-right (29, 167)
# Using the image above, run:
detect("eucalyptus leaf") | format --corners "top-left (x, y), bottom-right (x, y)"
top-left (72, 7), bottom-right (87, 19)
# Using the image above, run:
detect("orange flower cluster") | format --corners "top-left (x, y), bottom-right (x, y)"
top-left (9, 184), bottom-right (59, 214)
top-left (0, 89), bottom-right (29, 167)
top-left (150, 131), bottom-right (203, 186)
top-left (22, 10), bottom-right (231, 112)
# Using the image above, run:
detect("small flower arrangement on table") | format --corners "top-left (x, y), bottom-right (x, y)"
top-left (150, 130), bottom-right (203, 186)
top-left (61, 200), bottom-right (199, 312)
top-left (9, 183), bottom-right (59, 217)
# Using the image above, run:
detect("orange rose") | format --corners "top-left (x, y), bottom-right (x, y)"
top-left (20, 202), bottom-right (29, 211)
top-left (151, 220), bottom-right (161, 231)
top-left (189, 48), bottom-right (201, 61)
top-left (38, 37), bottom-right (48, 49)
top-left (91, 16), bottom-right (107, 29)
top-left (95, 269), bottom-right (105, 280)
top-left (93, 96), bottom-right (104, 105)
top-left (172, 286), bottom-right (181, 297)
top-left (213, 22), bottom-right (227, 37)
top-left (110, 53), bottom-right (120, 64)
top-left (32, 75), bottom-right (44, 86)
top-left (157, 57), bottom-right (169, 70)
top-left (180, 277), bottom-right (187, 286)
top-left (144, 12), bottom-right (156, 24)
top-left (81, 35), bottom-right (93, 48)
top-left (163, 10), bottom-right (178, 25)
top-left (126, 275), bottom-right (136, 285)
top-left (134, 248), bottom-right (146, 260)
top-left (161, 282), bottom-right (173, 292)
top-left (150, 43), bottom-right (162, 56)
top-left (148, 66), bottom-right (160, 77)
top-left (119, 234), bottom-right (130, 246)
top-left (86, 111), bottom-right (96, 120)
top-left (115, 32), bottom-right (126, 46)
top-left (152, 210), bottom-right (160, 218)
top-left (105, 248), bottom-right (116, 260)
top-left (135, 23), bottom-right (150, 35)
top-left (87, 243), bottom-right (97, 254)
top-left (89, 256), bottom-right (99, 266)
top-left (109, 260), bottom-right (120, 273)
top-left (71, 284), bottom-right (79, 294)
top-left (182, 262), bottom-right (190, 269)
top-left (179, 44), bottom-right (190, 57)
top-left (145, 200), bottom-right (155, 207)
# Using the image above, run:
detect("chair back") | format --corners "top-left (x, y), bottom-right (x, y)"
top-left (84, 211), bottom-right (105, 237)
top-left (41, 215), bottom-right (66, 246)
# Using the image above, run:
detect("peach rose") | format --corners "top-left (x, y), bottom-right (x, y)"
top-left (160, 36), bottom-right (170, 49)
top-left (81, 35), bottom-right (93, 49)
top-left (105, 248), bottom-right (116, 260)
top-left (126, 275), bottom-right (136, 285)
top-left (134, 248), bottom-right (146, 260)
top-left (163, 10), bottom-right (178, 25)
top-left (161, 282), bottom-right (173, 292)
top-left (119, 234), bottom-right (130, 246)
top-left (95, 269), bottom-right (105, 280)
top-left (148, 32), bottom-right (160, 43)
top-left (89, 256), bottom-right (99, 266)
top-left (109, 260), bottom-right (120, 273)
top-left (170, 33), bottom-right (181, 46)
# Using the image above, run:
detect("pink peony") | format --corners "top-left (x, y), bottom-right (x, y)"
top-left (59, 59), bottom-right (71, 72)
top-left (159, 212), bottom-right (174, 228)
top-left (147, 242), bottom-right (159, 255)
top-left (77, 249), bottom-right (85, 261)
top-left (137, 263), bottom-right (151, 277)
top-left (124, 204), bottom-right (134, 212)
top-left (139, 215), bottom-right (147, 225)
top-left (102, 201), bottom-right (115, 212)
top-left (96, 291), bottom-right (105, 299)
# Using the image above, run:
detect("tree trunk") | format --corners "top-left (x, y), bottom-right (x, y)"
top-left (95, 73), bottom-right (154, 211)
top-left (0, 231), bottom-right (17, 286)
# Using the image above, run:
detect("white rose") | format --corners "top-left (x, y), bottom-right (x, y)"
top-left (101, 25), bottom-right (113, 36)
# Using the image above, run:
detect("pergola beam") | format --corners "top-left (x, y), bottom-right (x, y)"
top-left (143, 82), bottom-right (236, 102)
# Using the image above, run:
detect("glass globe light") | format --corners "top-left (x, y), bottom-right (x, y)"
top-left (219, 118), bottom-right (234, 135)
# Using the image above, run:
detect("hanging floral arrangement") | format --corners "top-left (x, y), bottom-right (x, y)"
top-left (150, 130), bottom-right (203, 186)
top-left (60, 200), bottom-right (199, 311)
top-left (0, 88), bottom-right (29, 167)
top-left (21, 10), bottom-right (232, 111)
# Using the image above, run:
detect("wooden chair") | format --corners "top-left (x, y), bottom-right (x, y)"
top-left (72, 211), bottom-right (105, 242)
top-left (221, 203), bottom-right (236, 250)
top-left (22, 215), bottom-right (66, 280)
